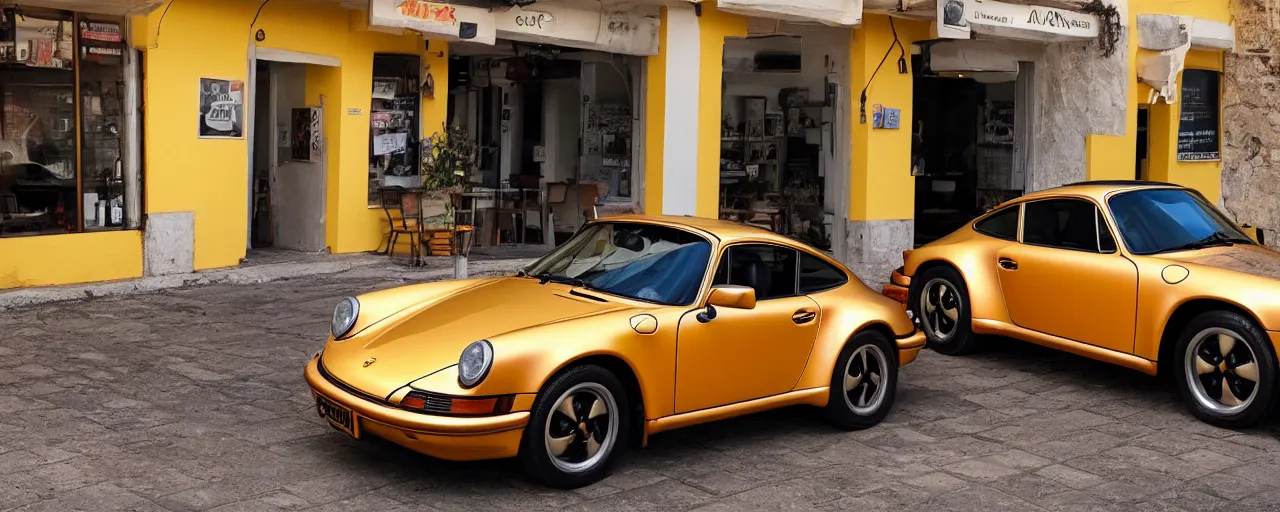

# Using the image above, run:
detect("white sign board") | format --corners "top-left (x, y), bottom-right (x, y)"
top-left (937, 0), bottom-right (971, 39)
top-left (965, 0), bottom-right (1099, 41)
top-left (368, 0), bottom-right (496, 46)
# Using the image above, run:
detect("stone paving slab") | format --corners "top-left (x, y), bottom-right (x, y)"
top-left (4, 273), bottom-right (1280, 511)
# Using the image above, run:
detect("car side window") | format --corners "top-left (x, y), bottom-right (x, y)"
top-left (710, 244), bottom-right (799, 300)
top-left (1022, 199), bottom-right (1109, 252)
top-left (799, 253), bottom-right (848, 294)
top-left (1097, 210), bottom-right (1118, 253)
top-left (974, 206), bottom-right (1020, 241)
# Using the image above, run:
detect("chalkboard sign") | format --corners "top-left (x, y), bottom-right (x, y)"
top-left (1177, 69), bottom-right (1221, 162)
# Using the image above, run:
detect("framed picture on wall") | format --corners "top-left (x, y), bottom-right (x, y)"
top-left (744, 97), bottom-right (767, 122)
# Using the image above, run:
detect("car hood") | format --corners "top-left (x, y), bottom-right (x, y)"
top-left (320, 277), bottom-right (631, 398)
top-left (1156, 244), bottom-right (1280, 282)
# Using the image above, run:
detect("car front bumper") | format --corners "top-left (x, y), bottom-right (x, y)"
top-left (304, 355), bottom-right (529, 461)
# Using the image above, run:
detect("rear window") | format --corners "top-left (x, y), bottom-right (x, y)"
top-left (974, 206), bottom-right (1019, 240)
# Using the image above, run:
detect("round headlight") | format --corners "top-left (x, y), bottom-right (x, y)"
top-left (331, 297), bottom-right (359, 339)
top-left (458, 340), bottom-right (493, 388)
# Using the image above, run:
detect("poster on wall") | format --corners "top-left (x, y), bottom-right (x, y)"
top-left (198, 78), bottom-right (244, 138)
top-left (1177, 69), bottom-right (1221, 162)
top-left (937, 0), bottom-right (970, 39)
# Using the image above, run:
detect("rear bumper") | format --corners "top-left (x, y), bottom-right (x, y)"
top-left (896, 330), bottom-right (926, 366)
top-left (304, 356), bottom-right (528, 461)
top-left (882, 267), bottom-right (911, 306)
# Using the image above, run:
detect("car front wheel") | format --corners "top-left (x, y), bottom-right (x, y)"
top-left (825, 331), bottom-right (898, 430)
top-left (1175, 310), bottom-right (1278, 428)
top-left (519, 364), bottom-right (629, 489)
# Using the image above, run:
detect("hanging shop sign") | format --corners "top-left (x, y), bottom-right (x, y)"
top-left (198, 78), bottom-right (244, 139)
top-left (1176, 69), bottom-right (1221, 162)
top-left (368, 0), bottom-right (496, 46)
top-left (934, 0), bottom-right (1098, 42)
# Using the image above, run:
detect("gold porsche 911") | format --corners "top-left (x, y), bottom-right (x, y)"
top-left (305, 215), bottom-right (925, 488)
top-left (883, 181), bottom-right (1280, 428)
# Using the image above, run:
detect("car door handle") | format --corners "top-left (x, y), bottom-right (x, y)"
top-left (792, 309), bottom-right (817, 324)
top-left (998, 258), bottom-right (1018, 270)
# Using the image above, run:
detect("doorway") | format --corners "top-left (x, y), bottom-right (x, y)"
top-left (911, 56), bottom-right (1028, 246)
top-left (249, 57), bottom-right (328, 252)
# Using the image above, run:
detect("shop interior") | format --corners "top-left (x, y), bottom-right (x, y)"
top-left (447, 42), bottom-right (640, 248)
top-left (718, 27), bottom-right (847, 251)
top-left (251, 58), bottom-right (338, 252)
top-left (911, 44), bottom-right (1025, 246)
top-left (0, 8), bottom-right (128, 237)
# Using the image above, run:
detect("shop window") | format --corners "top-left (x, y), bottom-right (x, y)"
top-left (711, 244), bottom-right (799, 300)
top-left (367, 54), bottom-right (421, 205)
top-left (0, 8), bottom-right (131, 237)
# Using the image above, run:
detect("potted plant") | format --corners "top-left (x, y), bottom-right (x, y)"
top-left (420, 123), bottom-right (478, 199)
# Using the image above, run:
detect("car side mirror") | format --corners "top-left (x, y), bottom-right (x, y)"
top-left (698, 285), bottom-right (756, 323)
top-left (1243, 224), bottom-right (1266, 245)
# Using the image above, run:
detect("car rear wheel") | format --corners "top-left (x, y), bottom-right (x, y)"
top-left (913, 266), bottom-right (978, 355)
top-left (519, 364), bottom-right (628, 489)
top-left (825, 331), bottom-right (898, 430)
top-left (1175, 310), bottom-right (1278, 428)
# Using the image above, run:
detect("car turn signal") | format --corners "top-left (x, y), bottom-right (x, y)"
top-left (401, 391), bottom-right (515, 416)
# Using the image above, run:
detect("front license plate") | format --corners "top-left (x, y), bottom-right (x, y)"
top-left (316, 395), bottom-right (359, 439)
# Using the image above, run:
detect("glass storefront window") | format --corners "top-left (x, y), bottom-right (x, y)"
top-left (367, 54), bottom-right (421, 205)
top-left (0, 7), bottom-right (130, 237)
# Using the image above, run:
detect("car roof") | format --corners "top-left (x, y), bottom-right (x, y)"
top-left (590, 214), bottom-right (797, 244)
top-left (1004, 180), bottom-right (1187, 206)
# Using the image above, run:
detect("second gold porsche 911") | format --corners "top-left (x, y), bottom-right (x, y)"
top-left (307, 215), bottom-right (925, 488)
top-left (883, 181), bottom-right (1280, 428)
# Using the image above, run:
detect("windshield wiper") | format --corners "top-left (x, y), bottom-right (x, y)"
top-left (1167, 231), bottom-right (1239, 253)
top-left (533, 272), bottom-right (589, 288)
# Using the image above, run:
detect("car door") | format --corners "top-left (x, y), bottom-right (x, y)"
top-left (997, 198), bottom-right (1139, 353)
top-left (674, 243), bottom-right (821, 413)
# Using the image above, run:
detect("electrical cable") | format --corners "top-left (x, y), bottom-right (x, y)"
top-left (250, 0), bottom-right (274, 28)
top-left (138, 0), bottom-right (175, 50)
top-left (858, 17), bottom-right (907, 125)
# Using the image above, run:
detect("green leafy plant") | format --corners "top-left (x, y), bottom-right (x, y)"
top-left (420, 123), bottom-right (478, 191)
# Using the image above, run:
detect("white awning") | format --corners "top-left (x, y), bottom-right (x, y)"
top-left (8, 0), bottom-right (164, 15)
top-left (367, 0), bottom-right (498, 46)
top-left (1135, 15), bottom-right (1234, 104)
top-left (709, 0), bottom-right (863, 27)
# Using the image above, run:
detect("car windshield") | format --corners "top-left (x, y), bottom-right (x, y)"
top-left (1107, 188), bottom-right (1254, 255)
top-left (521, 222), bottom-right (712, 306)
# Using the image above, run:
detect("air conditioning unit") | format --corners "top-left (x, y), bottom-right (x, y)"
top-left (920, 39), bottom-right (1018, 83)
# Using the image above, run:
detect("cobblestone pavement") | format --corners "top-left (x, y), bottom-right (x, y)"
top-left (4, 273), bottom-right (1280, 512)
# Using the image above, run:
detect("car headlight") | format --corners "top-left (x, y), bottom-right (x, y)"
top-left (331, 297), bottom-right (359, 340)
top-left (458, 340), bottom-right (493, 388)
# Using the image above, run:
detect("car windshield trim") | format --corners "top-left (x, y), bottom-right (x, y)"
top-left (520, 221), bottom-right (715, 307)
top-left (1106, 188), bottom-right (1255, 256)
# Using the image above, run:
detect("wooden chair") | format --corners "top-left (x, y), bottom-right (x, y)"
top-left (378, 186), bottom-right (423, 265)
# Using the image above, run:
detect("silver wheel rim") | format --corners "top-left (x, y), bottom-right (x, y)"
top-left (843, 344), bottom-right (889, 415)
top-left (1184, 327), bottom-right (1260, 415)
top-left (919, 277), bottom-right (961, 342)
top-left (544, 382), bottom-right (618, 474)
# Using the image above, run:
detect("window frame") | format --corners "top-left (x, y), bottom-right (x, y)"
top-left (972, 205), bottom-right (1022, 241)
top-left (1018, 197), bottom-right (1120, 255)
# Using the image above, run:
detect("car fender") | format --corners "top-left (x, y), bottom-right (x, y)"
top-left (794, 285), bottom-right (915, 392)
top-left (905, 236), bottom-right (1013, 324)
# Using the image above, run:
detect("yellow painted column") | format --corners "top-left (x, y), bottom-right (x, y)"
top-left (642, 2), bottom-right (744, 217)
top-left (846, 15), bottom-right (928, 280)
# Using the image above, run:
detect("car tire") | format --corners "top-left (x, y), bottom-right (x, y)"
top-left (825, 331), bottom-right (898, 430)
top-left (911, 265), bottom-right (978, 356)
top-left (1174, 310), bottom-right (1278, 429)
top-left (519, 364), bottom-right (629, 489)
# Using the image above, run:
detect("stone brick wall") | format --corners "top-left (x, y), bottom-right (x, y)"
top-left (1222, 0), bottom-right (1280, 246)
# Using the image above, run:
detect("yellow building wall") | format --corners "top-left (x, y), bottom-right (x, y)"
top-left (134, 0), bottom-right (447, 271)
top-left (850, 15), bottom-right (931, 221)
top-left (643, 7), bottom-right (668, 216)
top-left (695, 4), bottom-right (747, 218)
top-left (1129, 0), bottom-right (1231, 203)
top-left (0, 231), bottom-right (143, 289)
